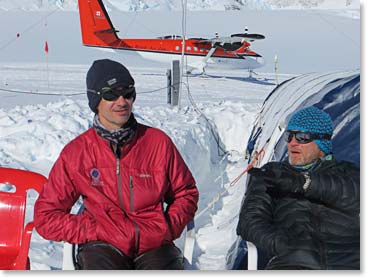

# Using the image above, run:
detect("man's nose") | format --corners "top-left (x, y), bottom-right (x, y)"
top-left (288, 136), bottom-right (299, 146)
top-left (114, 95), bottom-right (128, 104)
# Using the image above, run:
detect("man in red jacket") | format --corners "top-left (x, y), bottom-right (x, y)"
top-left (34, 59), bottom-right (199, 270)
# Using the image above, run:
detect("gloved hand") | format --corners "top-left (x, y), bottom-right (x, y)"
top-left (248, 166), bottom-right (306, 195)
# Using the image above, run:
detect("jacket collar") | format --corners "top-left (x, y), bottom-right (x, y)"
top-left (91, 123), bottom-right (141, 158)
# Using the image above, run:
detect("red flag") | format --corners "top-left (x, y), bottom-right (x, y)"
top-left (45, 41), bottom-right (49, 53)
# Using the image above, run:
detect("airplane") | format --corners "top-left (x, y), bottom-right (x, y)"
top-left (77, 0), bottom-right (266, 74)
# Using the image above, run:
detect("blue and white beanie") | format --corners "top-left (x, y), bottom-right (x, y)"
top-left (287, 106), bottom-right (333, 154)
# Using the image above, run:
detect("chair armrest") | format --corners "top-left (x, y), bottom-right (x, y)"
top-left (62, 242), bottom-right (75, 270)
top-left (13, 221), bottom-right (34, 269)
top-left (183, 220), bottom-right (195, 267)
top-left (246, 241), bottom-right (258, 270)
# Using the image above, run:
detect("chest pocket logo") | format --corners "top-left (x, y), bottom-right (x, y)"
top-left (90, 168), bottom-right (104, 186)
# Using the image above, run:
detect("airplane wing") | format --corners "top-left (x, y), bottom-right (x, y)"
top-left (197, 37), bottom-right (247, 51)
top-left (198, 36), bottom-right (244, 45)
top-left (197, 32), bottom-right (265, 51)
top-left (230, 33), bottom-right (265, 40)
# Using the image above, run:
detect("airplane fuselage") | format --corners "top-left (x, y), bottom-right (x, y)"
top-left (99, 37), bottom-right (264, 70)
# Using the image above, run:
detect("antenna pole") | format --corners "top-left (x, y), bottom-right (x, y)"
top-left (179, 0), bottom-right (187, 110)
top-left (274, 54), bottom-right (279, 85)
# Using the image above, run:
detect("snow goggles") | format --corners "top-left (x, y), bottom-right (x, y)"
top-left (285, 131), bottom-right (332, 144)
top-left (98, 86), bottom-right (136, 101)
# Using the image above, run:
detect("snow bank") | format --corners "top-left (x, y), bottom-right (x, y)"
top-left (0, 94), bottom-right (262, 269)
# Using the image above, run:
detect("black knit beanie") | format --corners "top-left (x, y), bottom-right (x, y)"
top-left (86, 59), bottom-right (135, 113)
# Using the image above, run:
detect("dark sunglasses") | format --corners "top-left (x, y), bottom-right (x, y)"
top-left (97, 86), bottom-right (136, 101)
top-left (285, 130), bottom-right (332, 144)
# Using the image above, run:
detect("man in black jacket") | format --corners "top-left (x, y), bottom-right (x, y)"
top-left (237, 106), bottom-right (360, 270)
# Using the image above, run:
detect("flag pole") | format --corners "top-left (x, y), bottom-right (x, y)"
top-left (45, 19), bottom-right (50, 92)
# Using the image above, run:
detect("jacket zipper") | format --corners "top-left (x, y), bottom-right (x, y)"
top-left (112, 143), bottom-right (140, 257)
top-left (312, 205), bottom-right (326, 269)
top-left (129, 176), bottom-right (134, 211)
top-left (129, 175), bottom-right (140, 256)
top-left (318, 214), bottom-right (326, 269)
top-left (116, 158), bottom-right (125, 210)
top-left (113, 145), bottom-right (125, 212)
top-left (320, 239), bottom-right (326, 269)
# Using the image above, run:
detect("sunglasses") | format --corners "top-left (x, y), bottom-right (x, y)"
top-left (97, 86), bottom-right (136, 101)
top-left (285, 131), bottom-right (332, 144)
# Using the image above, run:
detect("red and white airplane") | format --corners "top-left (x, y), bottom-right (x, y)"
top-left (77, 0), bottom-right (265, 73)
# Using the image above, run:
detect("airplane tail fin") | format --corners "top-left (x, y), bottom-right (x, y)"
top-left (77, 0), bottom-right (120, 47)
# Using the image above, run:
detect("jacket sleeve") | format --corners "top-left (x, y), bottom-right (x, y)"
top-left (305, 161), bottom-right (360, 215)
top-left (164, 141), bottom-right (199, 240)
top-left (236, 164), bottom-right (288, 257)
top-left (34, 153), bottom-right (98, 244)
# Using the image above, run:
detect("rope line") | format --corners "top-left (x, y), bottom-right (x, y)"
top-left (311, 10), bottom-right (359, 50)
top-left (0, 86), bottom-right (168, 96)
top-left (137, 86), bottom-right (168, 94)
top-left (229, 138), bottom-right (269, 187)
top-left (0, 87), bottom-right (84, 96)
top-left (194, 138), bottom-right (270, 221)
top-left (0, 7), bottom-right (60, 52)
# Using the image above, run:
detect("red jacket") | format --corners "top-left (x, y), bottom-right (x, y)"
top-left (34, 123), bottom-right (198, 257)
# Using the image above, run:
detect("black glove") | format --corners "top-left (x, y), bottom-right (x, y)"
top-left (249, 166), bottom-right (306, 195)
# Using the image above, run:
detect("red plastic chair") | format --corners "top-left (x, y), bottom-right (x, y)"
top-left (0, 167), bottom-right (46, 270)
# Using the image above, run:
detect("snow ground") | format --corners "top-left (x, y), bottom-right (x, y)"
top-left (0, 2), bottom-right (362, 274)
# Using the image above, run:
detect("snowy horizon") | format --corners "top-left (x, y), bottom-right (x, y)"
top-left (0, 0), bottom-right (360, 11)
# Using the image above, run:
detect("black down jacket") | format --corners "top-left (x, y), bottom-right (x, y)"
top-left (236, 159), bottom-right (360, 270)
